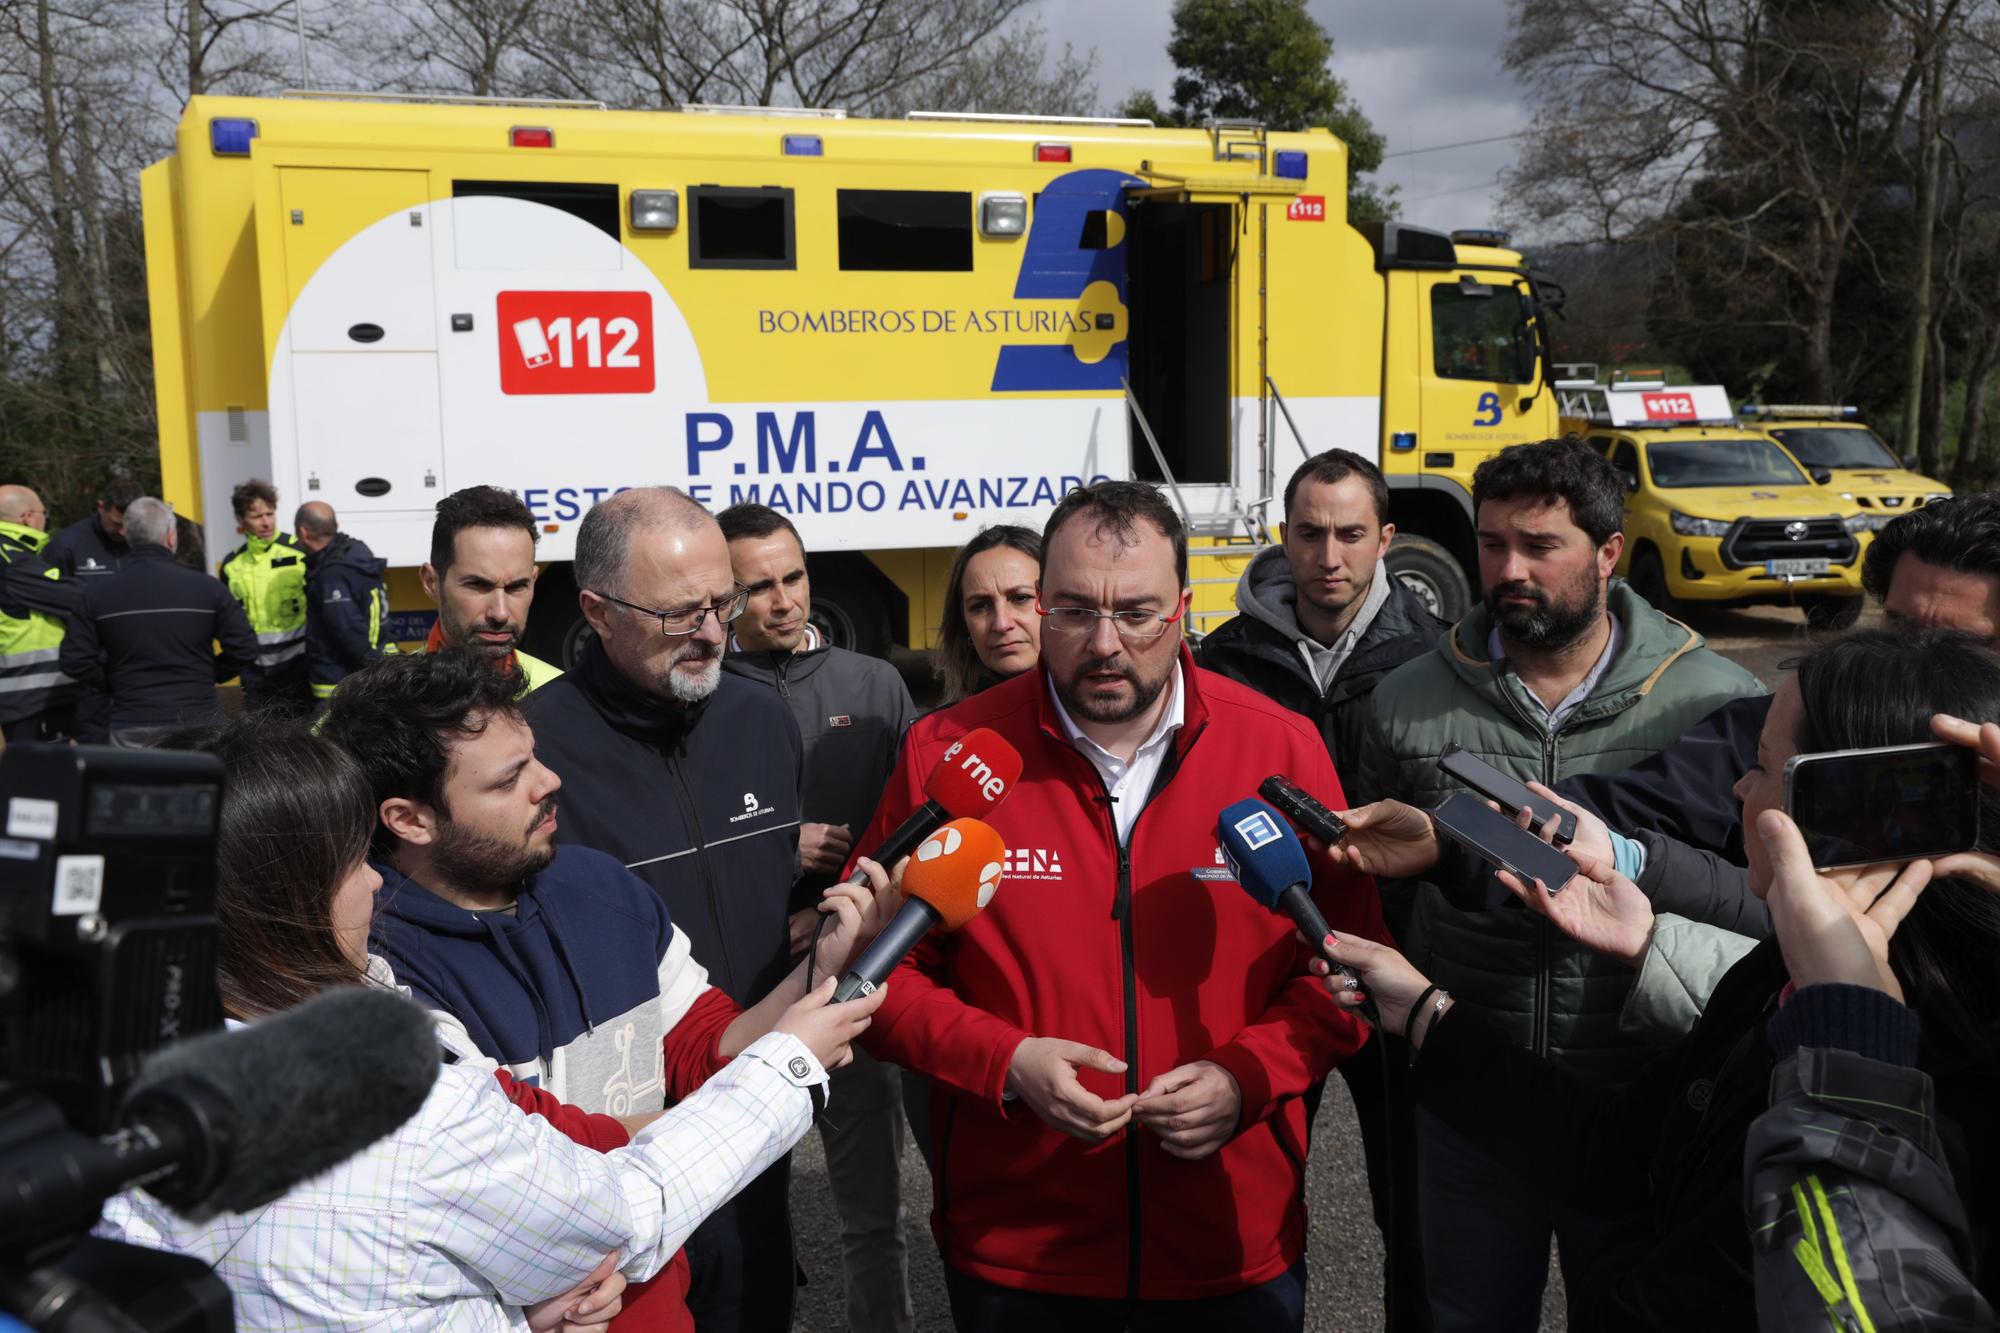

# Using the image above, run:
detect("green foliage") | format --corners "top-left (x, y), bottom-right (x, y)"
top-left (1129, 0), bottom-right (1395, 220)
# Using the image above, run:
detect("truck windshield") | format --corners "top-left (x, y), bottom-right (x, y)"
top-left (1765, 426), bottom-right (1901, 470)
top-left (1646, 439), bottom-right (1810, 488)
top-left (1431, 282), bottom-right (1533, 384)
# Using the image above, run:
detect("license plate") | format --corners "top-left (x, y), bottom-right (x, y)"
top-left (1766, 558), bottom-right (1829, 578)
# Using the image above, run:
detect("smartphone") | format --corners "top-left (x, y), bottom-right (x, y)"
top-left (1432, 793), bottom-right (1583, 897)
top-left (1436, 744), bottom-right (1575, 845)
top-left (511, 316), bottom-right (553, 369)
top-left (1783, 741), bottom-right (1980, 869)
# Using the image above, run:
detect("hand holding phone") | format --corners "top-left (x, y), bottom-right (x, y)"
top-left (1783, 741), bottom-right (1979, 870)
top-left (1436, 745), bottom-right (1576, 845)
top-left (1431, 793), bottom-right (1582, 899)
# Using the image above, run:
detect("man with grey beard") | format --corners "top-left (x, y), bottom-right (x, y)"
top-left (1349, 436), bottom-right (1762, 1332)
top-left (522, 487), bottom-right (808, 1333)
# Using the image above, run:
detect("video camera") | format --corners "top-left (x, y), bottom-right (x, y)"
top-left (0, 743), bottom-right (231, 1332)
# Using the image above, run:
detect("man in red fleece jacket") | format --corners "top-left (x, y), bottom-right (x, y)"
top-left (854, 482), bottom-right (1388, 1330)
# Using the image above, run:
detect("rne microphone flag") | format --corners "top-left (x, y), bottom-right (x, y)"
top-left (833, 817), bottom-right (1005, 1002)
top-left (1217, 798), bottom-right (1380, 1028)
top-left (844, 727), bottom-right (1022, 885)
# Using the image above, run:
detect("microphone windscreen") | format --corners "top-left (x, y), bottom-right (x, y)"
top-left (1218, 798), bottom-right (1312, 912)
top-left (922, 727), bottom-right (1023, 819)
top-left (129, 986), bottom-right (440, 1220)
top-left (902, 817), bottom-right (1006, 931)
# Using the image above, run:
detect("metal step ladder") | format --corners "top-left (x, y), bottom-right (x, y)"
top-left (1123, 380), bottom-right (1264, 543)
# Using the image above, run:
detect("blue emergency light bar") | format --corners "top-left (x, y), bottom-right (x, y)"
top-left (210, 117), bottom-right (259, 156)
top-left (783, 135), bottom-right (824, 156)
top-left (1274, 150), bottom-right (1308, 180)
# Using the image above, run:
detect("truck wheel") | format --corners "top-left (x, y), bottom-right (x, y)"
top-left (1803, 595), bottom-right (1864, 631)
top-left (520, 564), bottom-right (595, 670)
top-left (809, 559), bottom-right (893, 659)
top-left (1385, 534), bottom-right (1470, 621)
top-left (1630, 548), bottom-right (1677, 616)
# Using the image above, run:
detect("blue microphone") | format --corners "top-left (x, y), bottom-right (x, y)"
top-left (1218, 798), bottom-right (1380, 1028)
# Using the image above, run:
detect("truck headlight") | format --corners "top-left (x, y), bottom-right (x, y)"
top-left (1669, 511), bottom-right (1731, 538)
top-left (1841, 513), bottom-right (1880, 534)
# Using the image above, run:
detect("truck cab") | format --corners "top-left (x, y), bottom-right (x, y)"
top-left (1562, 375), bottom-right (1868, 630)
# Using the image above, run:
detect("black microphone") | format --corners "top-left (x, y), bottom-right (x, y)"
top-left (0, 986), bottom-right (440, 1244)
top-left (843, 727), bottom-right (1023, 885)
top-left (833, 819), bottom-right (1005, 1002)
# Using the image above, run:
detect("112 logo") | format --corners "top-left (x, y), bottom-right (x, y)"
top-left (497, 291), bottom-right (655, 395)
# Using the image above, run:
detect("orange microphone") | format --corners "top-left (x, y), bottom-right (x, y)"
top-left (832, 818), bottom-right (1005, 1001)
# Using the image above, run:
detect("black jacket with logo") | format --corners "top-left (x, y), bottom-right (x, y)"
top-left (303, 532), bottom-right (390, 696)
top-left (523, 637), bottom-right (803, 1006)
top-left (45, 513), bottom-right (130, 583)
top-left (723, 641), bottom-right (915, 914)
top-left (1198, 549), bottom-right (1446, 804)
top-left (56, 545), bottom-right (260, 730)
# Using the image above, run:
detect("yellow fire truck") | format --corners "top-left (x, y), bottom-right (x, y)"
top-left (142, 93), bottom-right (1562, 659)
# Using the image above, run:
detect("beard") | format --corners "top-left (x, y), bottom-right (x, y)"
top-left (1053, 646), bottom-right (1174, 725)
top-left (664, 636), bottom-right (723, 703)
top-left (431, 794), bottom-right (558, 894)
top-left (1486, 565), bottom-right (1605, 651)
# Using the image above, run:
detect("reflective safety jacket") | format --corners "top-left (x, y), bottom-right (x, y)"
top-left (0, 521), bottom-right (78, 723)
top-left (303, 532), bottom-right (391, 701)
top-left (422, 620), bottom-right (561, 693)
top-left (219, 531), bottom-right (308, 682)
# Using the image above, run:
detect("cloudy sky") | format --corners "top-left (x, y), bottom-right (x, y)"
top-left (1035, 0), bottom-right (1530, 235)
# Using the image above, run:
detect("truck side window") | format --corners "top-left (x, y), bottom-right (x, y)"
top-left (1610, 440), bottom-right (1641, 490)
top-left (837, 189), bottom-right (972, 271)
top-left (689, 186), bottom-right (795, 270)
top-left (1431, 283), bottom-right (1533, 385)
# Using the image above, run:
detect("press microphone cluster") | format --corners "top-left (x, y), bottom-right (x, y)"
top-left (834, 817), bottom-right (1007, 1002)
top-left (845, 727), bottom-right (1023, 886)
top-left (0, 986), bottom-right (441, 1248)
top-left (1217, 797), bottom-right (1381, 1029)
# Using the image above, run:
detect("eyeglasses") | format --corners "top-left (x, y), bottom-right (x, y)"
top-left (1035, 595), bottom-right (1187, 641)
top-left (593, 586), bottom-right (749, 636)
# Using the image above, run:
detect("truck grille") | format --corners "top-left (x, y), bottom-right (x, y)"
top-left (1719, 517), bottom-right (1856, 570)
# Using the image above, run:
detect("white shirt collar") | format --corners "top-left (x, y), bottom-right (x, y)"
top-left (1047, 660), bottom-right (1185, 760)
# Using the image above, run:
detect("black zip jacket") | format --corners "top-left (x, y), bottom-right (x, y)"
top-left (56, 545), bottom-right (260, 730)
top-left (303, 532), bottom-right (389, 694)
top-left (1413, 940), bottom-right (1999, 1329)
top-left (1198, 556), bottom-right (1445, 804)
top-left (723, 642), bottom-right (915, 914)
top-left (522, 636), bottom-right (803, 1006)
top-left (45, 513), bottom-right (129, 582)
top-left (1557, 693), bottom-right (1774, 862)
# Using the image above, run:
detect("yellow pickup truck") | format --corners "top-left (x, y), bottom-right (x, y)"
top-left (1561, 378), bottom-right (1868, 629)
top-left (1744, 407), bottom-right (1953, 555)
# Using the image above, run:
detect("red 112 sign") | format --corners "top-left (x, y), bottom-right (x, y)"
top-left (1640, 392), bottom-right (1697, 421)
top-left (1287, 195), bottom-right (1327, 221)
top-left (497, 291), bottom-right (655, 395)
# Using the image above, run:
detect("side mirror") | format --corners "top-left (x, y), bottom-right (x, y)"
top-left (1809, 466), bottom-right (1832, 486)
top-left (1621, 471), bottom-right (1639, 494)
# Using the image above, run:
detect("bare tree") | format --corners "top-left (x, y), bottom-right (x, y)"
top-left (1504, 0), bottom-right (1937, 402)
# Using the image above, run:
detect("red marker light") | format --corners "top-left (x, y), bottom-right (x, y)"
top-left (1034, 142), bottom-right (1072, 163)
top-left (511, 126), bottom-right (554, 149)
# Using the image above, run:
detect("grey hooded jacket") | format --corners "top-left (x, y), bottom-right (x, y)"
top-left (723, 637), bottom-right (916, 914)
top-left (1198, 547), bottom-right (1446, 805)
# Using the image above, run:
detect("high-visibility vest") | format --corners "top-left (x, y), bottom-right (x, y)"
top-left (0, 521), bottom-right (72, 715)
top-left (220, 531), bottom-right (308, 674)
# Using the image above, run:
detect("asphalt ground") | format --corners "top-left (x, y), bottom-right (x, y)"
top-left (786, 600), bottom-right (1847, 1331)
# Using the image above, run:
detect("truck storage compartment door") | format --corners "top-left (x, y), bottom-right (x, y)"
top-left (272, 168), bottom-right (443, 517)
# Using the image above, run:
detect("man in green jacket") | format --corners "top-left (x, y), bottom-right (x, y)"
top-left (218, 478), bottom-right (309, 716)
top-left (1350, 436), bottom-right (1763, 1332)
